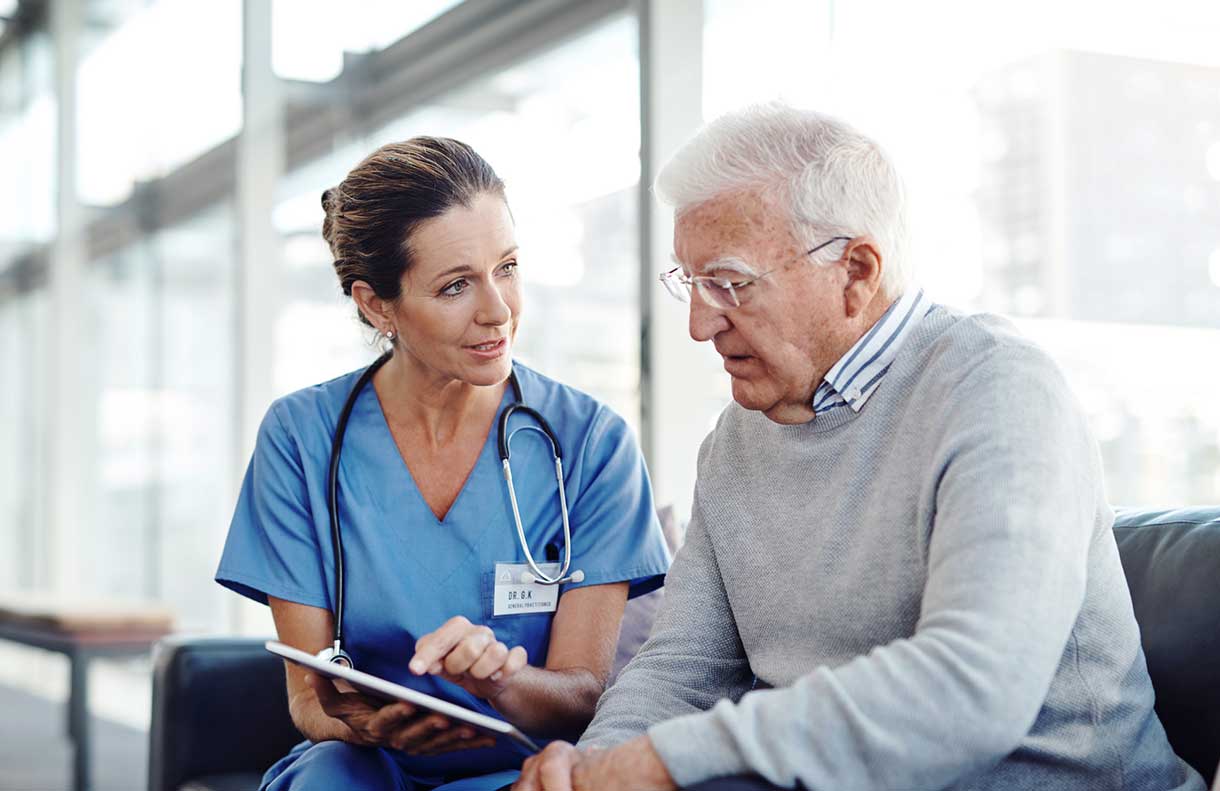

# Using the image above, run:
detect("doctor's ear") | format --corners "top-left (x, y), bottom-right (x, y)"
top-left (840, 237), bottom-right (883, 319)
top-left (350, 280), bottom-right (395, 333)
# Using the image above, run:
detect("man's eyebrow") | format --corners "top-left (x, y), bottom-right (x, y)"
top-left (701, 257), bottom-right (758, 276)
top-left (669, 254), bottom-right (758, 277)
top-left (707, 257), bottom-right (754, 272)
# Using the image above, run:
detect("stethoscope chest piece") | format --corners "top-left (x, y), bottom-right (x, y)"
top-left (315, 642), bottom-right (354, 668)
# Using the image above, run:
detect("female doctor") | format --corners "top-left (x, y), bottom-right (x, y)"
top-left (215, 136), bottom-right (670, 790)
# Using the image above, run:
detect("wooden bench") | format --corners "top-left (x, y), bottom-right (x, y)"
top-left (0, 594), bottom-right (172, 791)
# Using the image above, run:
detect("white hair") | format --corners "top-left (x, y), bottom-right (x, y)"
top-left (655, 102), bottom-right (912, 297)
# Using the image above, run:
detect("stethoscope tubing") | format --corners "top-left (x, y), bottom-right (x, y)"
top-left (324, 353), bottom-right (575, 667)
top-left (497, 402), bottom-right (572, 585)
top-left (502, 455), bottom-right (573, 585)
top-left (326, 351), bottom-right (391, 664)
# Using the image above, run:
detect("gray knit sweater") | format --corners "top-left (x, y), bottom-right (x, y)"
top-left (581, 307), bottom-right (1204, 790)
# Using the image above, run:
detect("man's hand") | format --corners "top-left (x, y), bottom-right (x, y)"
top-left (515, 741), bottom-right (580, 791)
top-left (514, 736), bottom-right (676, 791)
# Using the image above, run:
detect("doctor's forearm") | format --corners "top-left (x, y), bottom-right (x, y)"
top-left (288, 688), bottom-right (353, 744)
top-left (490, 664), bottom-right (603, 739)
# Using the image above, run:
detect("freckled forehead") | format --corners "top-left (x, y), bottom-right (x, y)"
top-left (675, 190), bottom-right (790, 260)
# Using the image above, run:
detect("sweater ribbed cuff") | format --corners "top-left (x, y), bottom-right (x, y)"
top-left (647, 705), bottom-right (749, 787)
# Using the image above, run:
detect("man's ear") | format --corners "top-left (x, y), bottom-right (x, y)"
top-left (841, 237), bottom-right (884, 319)
top-left (350, 280), bottom-right (393, 333)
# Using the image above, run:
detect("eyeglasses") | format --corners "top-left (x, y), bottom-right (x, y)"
top-left (659, 236), bottom-right (850, 309)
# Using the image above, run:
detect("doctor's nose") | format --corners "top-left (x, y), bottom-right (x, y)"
top-left (476, 279), bottom-right (514, 326)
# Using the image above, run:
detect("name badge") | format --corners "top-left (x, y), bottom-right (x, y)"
top-left (493, 562), bottom-right (560, 616)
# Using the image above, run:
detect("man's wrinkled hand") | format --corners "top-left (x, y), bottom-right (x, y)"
top-left (513, 736), bottom-right (676, 791)
top-left (515, 740), bottom-right (581, 791)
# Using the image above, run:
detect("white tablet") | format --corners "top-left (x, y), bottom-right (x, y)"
top-left (265, 640), bottom-right (541, 754)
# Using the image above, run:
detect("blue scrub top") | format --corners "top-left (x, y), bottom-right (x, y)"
top-left (215, 361), bottom-right (670, 786)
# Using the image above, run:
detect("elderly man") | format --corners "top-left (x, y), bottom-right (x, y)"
top-left (513, 103), bottom-right (1204, 791)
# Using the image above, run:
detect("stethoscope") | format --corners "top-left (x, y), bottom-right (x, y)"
top-left (317, 351), bottom-right (584, 668)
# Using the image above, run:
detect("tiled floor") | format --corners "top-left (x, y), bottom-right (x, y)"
top-left (0, 684), bottom-right (146, 791)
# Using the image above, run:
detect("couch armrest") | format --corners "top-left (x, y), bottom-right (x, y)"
top-left (148, 636), bottom-right (301, 791)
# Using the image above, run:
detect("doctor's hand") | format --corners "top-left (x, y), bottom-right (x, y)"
top-left (305, 673), bottom-right (496, 755)
top-left (410, 615), bottom-right (529, 702)
top-left (513, 736), bottom-right (676, 791)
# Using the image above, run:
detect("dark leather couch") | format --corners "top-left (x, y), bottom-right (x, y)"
top-left (1112, 507), bottom-right (1220, 783)
top-left (148, 636), bottom-right (300, 791)
top-left (149, 507), bottom-right (1220, 791)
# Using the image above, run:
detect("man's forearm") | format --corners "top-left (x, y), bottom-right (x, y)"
top-left (581, 502), bottom-right (754, 751)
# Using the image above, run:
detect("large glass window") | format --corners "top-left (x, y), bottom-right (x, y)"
top-left (0, 291), bottom-right (49, 591)
top-left (0, 16), bottom-right (54, 596)
top-left (84, 237), bottom-right (158, 600)
top-left (76, 0), bottom-right (243, 207)
top-left (83, 205), bottom-right (236, 630)
top-left (703, 0), bottom-right (1220, 506)
top-left (0, 28), bottom-right (55, 250)
top-left (152, 206), bottom-right (239, 631)
top-left (271, 0), bottom-right (463, 82)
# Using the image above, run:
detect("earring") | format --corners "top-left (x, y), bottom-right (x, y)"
top-left (385, 328), bottom-right (396, 341)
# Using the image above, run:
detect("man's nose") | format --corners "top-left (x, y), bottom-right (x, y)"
top-left (688, 295), bottom-right (728, 342)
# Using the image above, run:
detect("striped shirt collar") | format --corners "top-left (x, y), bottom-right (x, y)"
top-left (811, 288), bottom-right (931, 415)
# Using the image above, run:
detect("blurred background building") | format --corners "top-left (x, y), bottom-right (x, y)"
top-left (974, 50), bottom-right (1220, 326)
top-left (1, 0), bottom-right (1219, 787)
top-left (974, 49), bottom-right (1220, 510)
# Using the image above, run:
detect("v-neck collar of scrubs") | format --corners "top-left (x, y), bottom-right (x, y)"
top-left (365, 374), bottom-right (514, 528)
top-left (335, 375), bottom-right (512, 591)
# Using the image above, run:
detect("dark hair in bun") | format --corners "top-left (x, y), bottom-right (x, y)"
top-left (321, 136), bottom-right (505, 326)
